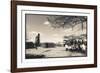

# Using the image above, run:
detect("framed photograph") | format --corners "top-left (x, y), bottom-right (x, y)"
top-left (11, 1), bottom-right (97, 73)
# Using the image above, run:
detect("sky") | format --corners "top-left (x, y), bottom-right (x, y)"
top-left (25, 14), bottom-right (87, 43)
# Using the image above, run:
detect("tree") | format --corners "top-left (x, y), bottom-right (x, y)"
top-left (47, 15), bottom-right (87, 31)
top-left (35, 33), bottom-right (40, 49)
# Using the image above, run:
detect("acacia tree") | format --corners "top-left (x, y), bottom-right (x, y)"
top-left (47, 15), bottom-right (87, 31)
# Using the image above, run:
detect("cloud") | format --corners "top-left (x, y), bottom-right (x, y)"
top-left (44, 21), bottom-right (50, 25)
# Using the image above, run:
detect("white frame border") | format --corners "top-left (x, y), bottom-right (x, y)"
top-left (17, 5), bottom-right (94, 68)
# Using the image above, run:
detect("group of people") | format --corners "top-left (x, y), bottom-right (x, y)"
top-left (64, 39), bottom-right (87, 53)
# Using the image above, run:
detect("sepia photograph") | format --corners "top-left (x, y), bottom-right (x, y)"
top-left (25, 14), bottom-right (87, 59)
top-left (11, 1), bottom-right (97, 72)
